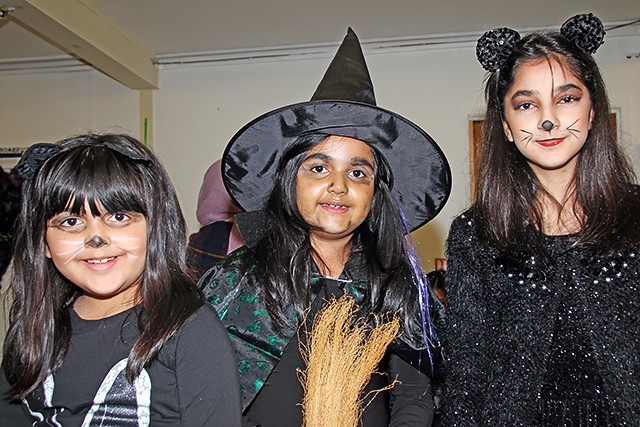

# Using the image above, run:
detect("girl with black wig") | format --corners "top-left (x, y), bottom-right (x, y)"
top-left (199, 28), bottom-right (451, 426)
top-left (443, 13), bottom-right (640, 426)
top-left (0, 133), bottom-right (241, 425)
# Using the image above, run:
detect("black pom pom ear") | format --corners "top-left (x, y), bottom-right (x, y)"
top-left (476, 27), bottom-right (521, 72)
top-left (561, 13), bottom-right (605, 54)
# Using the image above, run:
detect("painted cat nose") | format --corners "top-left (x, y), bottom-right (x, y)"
top-left (85, 235), bottom-right (108, 248)
top-left (541, 120), bottom-right (555, 132)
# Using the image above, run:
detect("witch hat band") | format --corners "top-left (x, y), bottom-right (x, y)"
top-left (222, 28), bottom-right (451, 232)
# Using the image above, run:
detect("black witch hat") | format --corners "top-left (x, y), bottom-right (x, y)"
top-left (222, 28), bottom-right (451, 231)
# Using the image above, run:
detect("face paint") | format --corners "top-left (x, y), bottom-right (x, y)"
top-left (541, 120), bottom-right (555, 132)
top-left (296, 135), bottom-right (375, 245)
top-left (86, 235), bottom-right (107, 248)
top-left (45, 199), bottom-right (148, 317)
top-left (46, 238), bottom-right (85, 265)
top-left (502, 58), bottom-right (593, 177)
top-left (110, 235), bottom-right (145, 255)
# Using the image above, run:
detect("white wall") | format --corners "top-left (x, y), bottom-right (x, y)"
top-left (2, 34), bottom-right (639, 273)
top-left (1, 70), bottom-right (139, 143)
top-left (150, 45), bottom-right (489, 270)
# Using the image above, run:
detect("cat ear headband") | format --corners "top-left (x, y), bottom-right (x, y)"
top-left (476, 13), bottom-right (606, 72)
top-left (16, 139), bottom-right (153, 180)
top-left (15, 143), bottom-right (62, 180)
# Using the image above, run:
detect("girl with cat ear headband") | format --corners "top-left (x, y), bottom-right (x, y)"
top-left (442, 13), bottom-right (640, 426)
top-left (0, 134), bottom-right (242, 425)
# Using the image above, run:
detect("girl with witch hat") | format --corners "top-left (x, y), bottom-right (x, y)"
top-left (443, 13), bottom-right (640, 425)
top-left (199, 28), bottom-right (451, 426)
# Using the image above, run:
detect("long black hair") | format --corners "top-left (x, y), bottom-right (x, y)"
top-left (3, 133), bottom-right (202, 399)
top-left (475, 32), bottom-right (639, 253)
top-left (255, 133), bottom-right (424, 343)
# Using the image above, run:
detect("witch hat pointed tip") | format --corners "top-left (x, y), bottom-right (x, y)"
top-left (310, 27), bottom-right (376, 105)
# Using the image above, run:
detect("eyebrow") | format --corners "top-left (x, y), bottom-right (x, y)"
top-left (302, 153), bottom-right (374, 170)
top-left (303, 153), bottom-right (331, 162)
top-left (509, 83), bottom-right (583, 101)
top-left (351, 157), bottom-right (375, 170)
top-left (555, 83), bottom-right (583, 93)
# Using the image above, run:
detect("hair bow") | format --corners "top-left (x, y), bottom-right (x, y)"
top-left (15, 143), bottom-right (62, 180)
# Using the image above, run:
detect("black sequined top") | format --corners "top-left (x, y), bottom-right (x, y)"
top-left (538, 236), bottom-right (612, 426)
top-left (441, 211), bottom-right (640, 426)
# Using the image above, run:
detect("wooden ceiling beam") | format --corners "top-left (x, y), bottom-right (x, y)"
top-left (6, 0), bottom-right (158, 89)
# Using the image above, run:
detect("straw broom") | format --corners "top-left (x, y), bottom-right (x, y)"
top-left (298, 294), bottom-right (400, 427)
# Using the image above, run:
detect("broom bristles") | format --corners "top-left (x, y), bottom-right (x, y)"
top-left (298, 294), bottom-right (400, 427)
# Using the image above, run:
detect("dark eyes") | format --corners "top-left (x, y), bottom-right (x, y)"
top-left (53, 212), bottom-right (133, 230)
top-left (516, 102), bottom-right (534, 110)
top-left (559, 95), bottom-right (581, 103)
top-left (109, 213), bottom-right (130, 223)
top-left (311, 165), bottom-right (327, 173)
top-left (515, 95), bottom-right (582, 110)
top-left (60, 217), bottom-right (81, 227)
top-left (301, 163), bottom-right (372, 182)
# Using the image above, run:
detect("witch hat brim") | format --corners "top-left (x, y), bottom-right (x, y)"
top-left (222, 29), bottom-right (451, 232)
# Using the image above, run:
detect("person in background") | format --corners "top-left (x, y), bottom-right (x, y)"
top-left (427, 269), bottom-right (446, 307)
top-left (187, 159), bottom-right (244, 277)
top-left (0, 167), bottom-right (22, 283)
top-left (426, 268), bottom-right (447, 427)
top-left (443, 13), bottom-right (640, 426)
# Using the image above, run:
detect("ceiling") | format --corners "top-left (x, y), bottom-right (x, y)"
top-left (1, 0), bottom-right (639, 89)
